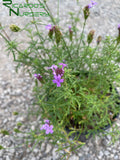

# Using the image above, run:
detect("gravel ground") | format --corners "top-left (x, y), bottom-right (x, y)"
top-left (0, 0), bottom-right (120, 159)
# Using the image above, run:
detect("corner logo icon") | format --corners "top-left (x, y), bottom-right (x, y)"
top-left (2, 0), bottom-right (49, 17)
top-left (3, 0), bottom-right (19, 16)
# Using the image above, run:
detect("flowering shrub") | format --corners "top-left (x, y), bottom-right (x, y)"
top-left (1, 0), bottom-right (120, 159)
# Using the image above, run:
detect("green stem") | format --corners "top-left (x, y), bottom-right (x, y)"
top-left (62, 37), bottom-right (72, 60)
top-left (77, 19), bottom-right (86, 55)
top-left (74, 5), bottom-right (82, 39)
top-left (78, 43), bottom-right (90, 70)
top-left (57, 0), bottom-right (60, 26)
top-left (2, 28), bottom-right (11, 41)
top-left (38, 0), bottom-right (56, 25)
top-left (26, 1), bottom-right (44, 41)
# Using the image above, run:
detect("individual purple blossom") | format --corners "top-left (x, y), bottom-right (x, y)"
top-left (118, 24), bottom-right (120, 30)
top-left (45, 125), bottom-right (54, 134)
top-left (34, 74), bottom-right (42, 81)
top-left (88, 0), bottom-right (97, 8)
top-left (44, 119), bottom-right (50, 124)
top-left (52, 75), bottom-right (64, 87)
top-left (48, 64), bottom-right (57, 71)
top-left (88, 3), bottom-right (93, 8)
top-left (91, 0), bottom-right (97, 6)
top-left (45, 24), bottom-right (52, 30)
top-left (69, 25), bottom-right (72, 31)
top-left (48, 64), bottom-right (58, 76)
top-left (59, 63), bottom-right (67, 69)
top-left (40, 123), bottom-right (49, 130)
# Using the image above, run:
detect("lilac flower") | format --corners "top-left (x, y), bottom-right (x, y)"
top-left (59, 63), bottom-right (67, 69)
top-left (63, 60), bottom-right (66, 62)
top-left (91, 0), bottom-right (97, 6)
top-left (44, 119), bottom-right (50, 124)
top-left (52, 75), bottom-right (64, 87)
top-left (40, 123), bottom-right (49, 130)
top-left (34, 74), bottom-right (42, 81)
top-left (88, 0), bottom-right (97, 8)
top-left (48, 62), bottom-right (67, 87)
top-left (88, 3), bottom-right (93, 8)
top-left (45, 24), bottom-right (52, 30)
top-left (55, 67), bottom-right (64, 76)
top-left (118, 24), bottom-right (120, 30)
top-left (45, 125), bottom-right (54, 134)
top-left (48, 64), bottom-right (58, 76)
top-left (48, 64), bottom-right (57, 71)
top-left (48, 64), bottom-right (65, 76)
top-left (40, 121), bottom-right (54, 134)
top-left (49, 63), bottom-right (67, 77)
top-left (69, 26), bottom-right (72, 32)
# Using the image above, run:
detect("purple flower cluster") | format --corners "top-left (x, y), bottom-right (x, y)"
top-left (40, 119), bottom-right (54, 134)
top-left (34, 74), bottom-right (42, 81)
top-left (88, 0), bottom-right (97, 8)
top-left (48, 63), bottom-right (67, 87)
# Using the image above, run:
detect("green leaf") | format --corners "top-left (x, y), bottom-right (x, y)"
top-left (14, 128), bottom-right (21, 133)
top-left (17, 122), bottom-right (22, 127)
top-left (0, 130), bottom-right (9, 135)
top-left (0, 145), bottom-right (4, 150)
top-left (13, 112), bottom-right (19, 115)
top-left (67, 130), bottom-right (77, 137)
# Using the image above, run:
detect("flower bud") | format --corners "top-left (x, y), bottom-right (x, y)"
top-left (97, 36), bottom-right (102, 45)
top-left (48, 28), bottom-right (54, 39)
top-left (34, 74), bottom-right (43, 83)
top-left (83, 6), bottom-right (90, 20)
top-left (54, 26), bottom-right (62, 44)
top-left (9, 24), bottom-right (20, 32)
top-left (87, 30), bottom-right (95, 44)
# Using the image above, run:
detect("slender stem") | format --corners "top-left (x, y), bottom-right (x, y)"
top-left (77, 19), bottom-right (86, 55)
top-left (26, 1), bottom-right (44, 41)
top-left (75, 5), bottom-right (82, 38)
top-left (0, 32), bottom-right (9, 43)
top-left (38, 0), bottom-right (56, 25)
top-left (57, 0), bottom-right (60, 26)
top-left (2, 28), bottom-right (11, 41)
top-left (62, 37), bottom-right (72, 60)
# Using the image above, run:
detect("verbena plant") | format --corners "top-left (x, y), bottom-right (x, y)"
top-left (1, 0), bottom-right (120, 159)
